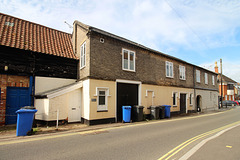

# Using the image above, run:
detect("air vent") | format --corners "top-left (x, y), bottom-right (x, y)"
top-left (100, 38), bottom-right (104, 43)
top-left (5, 22), bottom-right (14, 27)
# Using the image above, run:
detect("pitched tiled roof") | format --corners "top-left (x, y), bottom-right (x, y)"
top-left (222, 74), bottom-right (237, 83)
top-left (0, 13), bottom-right (77, 59)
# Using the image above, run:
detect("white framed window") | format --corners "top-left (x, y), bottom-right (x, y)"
top-left (172, 92), bottom-right (177, 106)
top-left (205, 73), bottom-right (208, 84)
top-left (96, 88), bottom-right (109, 111)
top-left (196, 70), bottom-right (200, 83)
top-left (122, 49), bottom-right (135, 72)
top-left (190, 93), bottom-right (193, 105)
top-left (80, 42), bottom-right (86, 69)
top-left (179, 65), bottom-right (186, 80)
top-left (166, 61), bottom-right (174, 78)
top-left (212, 75), bottom-right (215, 85)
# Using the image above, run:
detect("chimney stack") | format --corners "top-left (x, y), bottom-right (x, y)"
top-left (214, 61), bottom-right (218, 73)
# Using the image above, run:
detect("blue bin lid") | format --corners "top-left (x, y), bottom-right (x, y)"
top-left (16, 109), bottom-right (38, 113)
top-left (162, 105), bottom-right (171, 108)
top-left (122, 106), bottom-right (131, 109)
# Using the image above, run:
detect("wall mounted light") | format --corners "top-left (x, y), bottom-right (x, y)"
top-left (4, 66), bottom-right (8, 71)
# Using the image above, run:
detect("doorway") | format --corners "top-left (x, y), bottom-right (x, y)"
top-left (117, 83), bottom-right (138, 122)
top-left (180, 93), bottom-right (187, 114)
top-left (197, 95), bottom-right (202, 112)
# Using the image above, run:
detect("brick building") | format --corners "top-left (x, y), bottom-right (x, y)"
top-left (70, 21), bottom-right (218, 125)
top-left (0, 13), bottom-right (78, 125)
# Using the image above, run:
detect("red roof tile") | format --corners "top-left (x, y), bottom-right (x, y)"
top-left (0, 13), bottom-right (77, 59)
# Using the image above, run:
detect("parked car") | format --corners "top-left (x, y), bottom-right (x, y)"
top-left (222, 100), bottom-right (237, 107)
top-left (235, 100), bottom-right (240, 105)
top-left (234, 101), bottom-right (239, 105)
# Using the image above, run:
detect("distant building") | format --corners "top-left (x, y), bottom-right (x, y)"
top-left (214, 62), bottom-right (237, 101)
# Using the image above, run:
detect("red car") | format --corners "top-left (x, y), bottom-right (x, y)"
top-left (234, 101), bottom-right (239, 106)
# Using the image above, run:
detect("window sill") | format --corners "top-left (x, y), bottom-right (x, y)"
top-left (166, 76), bottom-right (174, 79)
top-left (173, 105), bottom-right (177, 107)
top-left (80, 66), bottom-right (86, 70)
top-left (180, 78), bottom-right (186, 81)
top-left (122, 69), bottom-right (136, 72)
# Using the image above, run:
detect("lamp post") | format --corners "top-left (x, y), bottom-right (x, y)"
top-left (220, 59), bottom-right (223, 108)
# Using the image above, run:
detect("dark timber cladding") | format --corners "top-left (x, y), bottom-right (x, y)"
top-left (0, 46), bottom-right (78, 78)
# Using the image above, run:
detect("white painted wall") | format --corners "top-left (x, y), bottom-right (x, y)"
top-left (35, 99), bottom-right (49, 121)
top-left (82, 79), bottom-right (90, 120)
top-left (35, 76), bottom-right (76, 94)
top-left (35, 88), bottom-right (82, 122)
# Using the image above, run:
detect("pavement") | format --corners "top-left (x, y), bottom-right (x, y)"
top-left (0, 106), bottom-right (235, 142)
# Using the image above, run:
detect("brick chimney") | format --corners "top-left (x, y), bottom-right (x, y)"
top-left (214, 61), bottom-right (218, 73)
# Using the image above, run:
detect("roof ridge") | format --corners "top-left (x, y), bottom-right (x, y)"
top-left (0, 12), bottom-right (71, 35)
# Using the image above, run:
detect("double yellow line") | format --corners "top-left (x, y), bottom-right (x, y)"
top-left (158, 120), bottom-right (240, 160)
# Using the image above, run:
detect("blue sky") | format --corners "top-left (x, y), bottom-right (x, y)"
top-left (1, 0), bottom-right (240, 82)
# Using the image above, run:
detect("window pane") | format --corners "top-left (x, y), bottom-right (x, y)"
top-left (124, 51), bottom-right (128, 59)
top-left (99, 91), bottom-right (105, 95)
top-left (124, 59), bottom-right (128, 69)
top-left (170, 64), bottom-right (173, 77)
top-left (99, 96), bottom-right (105, 105)
top-left (130, 61), bottom-right (134, 70)
top-left (166, 64), bottom-right (169, 76)
top-left (130, 52), bottom-right (134, 61)
top-left (173, 93), bottom-right (176, 105)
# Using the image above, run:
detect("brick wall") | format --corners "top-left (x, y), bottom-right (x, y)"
top-left (194, 68), bottom-right (218, 91)
top-left (89, 33), bottom-right (194, 88)
top-left (0, 74), bottom-right (29, 125)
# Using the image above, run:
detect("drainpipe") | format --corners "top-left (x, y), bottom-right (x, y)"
top-left (193, 66), bottom-right (196, 112)
top-left (31, 52), bottom-right (36, 106)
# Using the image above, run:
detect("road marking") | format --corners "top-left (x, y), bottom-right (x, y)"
top-left (0, 109), bottom-right (231, 146)
top-left (158, 120), bottom-right (240, 160)
top-left (179, 124), bottom-right (240, 160)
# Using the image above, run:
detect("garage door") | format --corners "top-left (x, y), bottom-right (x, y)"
top-left (5, 87), bottom-right (30, 125)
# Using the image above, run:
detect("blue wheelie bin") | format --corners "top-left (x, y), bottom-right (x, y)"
top-left (163, 105), bottom-right (171, 118)
top-left (16, 108), bottom-right (37, 136)
top-left (122, 106), bottom-right (131, 123)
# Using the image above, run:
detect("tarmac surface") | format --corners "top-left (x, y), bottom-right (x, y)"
top-left (0, 107), bottom-right (234, 142)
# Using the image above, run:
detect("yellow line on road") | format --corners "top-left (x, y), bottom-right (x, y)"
top-left (158, 120), bottom-right (240, 160)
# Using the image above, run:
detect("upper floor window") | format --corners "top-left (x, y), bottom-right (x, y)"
top-left (80, 42), bottom-right (86, 69)
top-left (179, 65), bottom-right (186, 80)
top-left (212, 75), bottom-right (215, 85)
top-left (205, 73), bottom-right (208, 84)
top-left (227, 84), bottom-right (234, 90)
top-left (166, 61), bottom-right (173, 78)
top-left (196, 70), bottom-right (200, 83)
top-left (122, 49), bottom-right (135, 72)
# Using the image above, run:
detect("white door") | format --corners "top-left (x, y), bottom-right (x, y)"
top-left (68, 89), bottom-right (81, 122)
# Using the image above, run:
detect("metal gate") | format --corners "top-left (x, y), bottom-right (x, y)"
top-left (5, 87), bottom-right (30, 124)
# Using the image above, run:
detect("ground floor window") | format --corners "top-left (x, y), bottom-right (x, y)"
top-left (190, 93), bottom-right (193, 105)
top-left (173, 92), bottom-right (177, 106)
top-left (96, 88), bottom-right (109, 111)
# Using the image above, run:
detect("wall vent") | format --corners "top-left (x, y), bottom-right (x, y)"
top-left (100, 38), bottom-right (104, 43)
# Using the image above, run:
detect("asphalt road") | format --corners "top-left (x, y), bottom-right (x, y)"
top-left (1, 107), bottom-right (240, 160)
